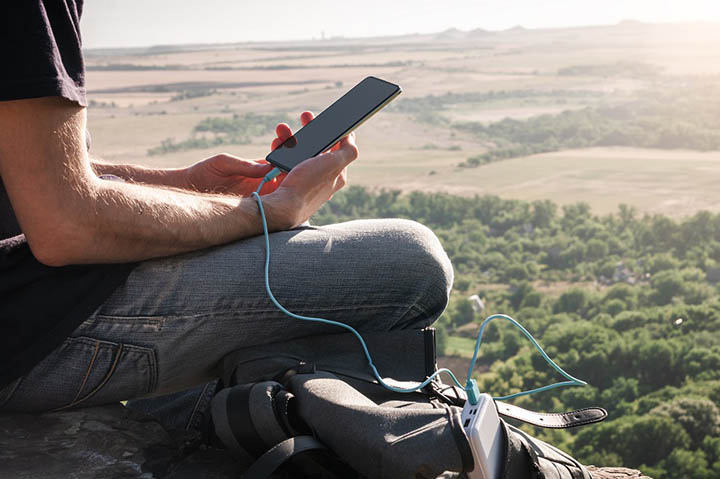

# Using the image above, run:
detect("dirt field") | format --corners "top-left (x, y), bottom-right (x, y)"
top-left (354, 147), bottom-right (720, 217)
top-left (84, 21), bottom-right (720, 217)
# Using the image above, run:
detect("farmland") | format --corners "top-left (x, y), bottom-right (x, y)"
top-left (85, 21), bottom-right (720, 217)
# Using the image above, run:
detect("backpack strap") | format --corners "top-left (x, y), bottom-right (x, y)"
top-left (495, 401), bottom-right (607, 429)
top-left (505, 422), bottom-right (592, 479)
top-left (427, 382), bottom-right (607, 429)
top-left (212, 379), bottom-right (357, 479)
top-left (243, 435), bottom-right (328, 479)
top-left (211, 381), bottom-right (298, 461)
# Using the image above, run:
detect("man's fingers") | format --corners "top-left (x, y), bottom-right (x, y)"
top-left (333, 167), bottom-right (348, 193)
top-left (344, 131), bottom-right (356, 144)
top-left (300, 111), bottom-right (314, 126)
top-left (272, 123), bottom-right (293, 150)
top-left (272, 114), bottom-right (314, 151)
top-left (211, 154), bottom-right (273, 178)
top-left (311, 142), bottom-right (357, 183)
top-left (317, 134), bottom-right (358, 175)
top-left (275, 123), bottom-right (292, 139)
top-left (334, 134), bottom-right (359, 166)
top-left (330, 131), bottom-right (356, 152)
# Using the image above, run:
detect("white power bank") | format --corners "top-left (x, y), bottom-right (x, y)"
top-left (461, 393), bottom-right (505, 479)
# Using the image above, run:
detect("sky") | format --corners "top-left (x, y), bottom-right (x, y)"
top-left (81, 0), bottom-right (720, 48)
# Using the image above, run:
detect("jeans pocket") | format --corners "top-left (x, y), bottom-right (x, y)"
top-left (1, 336), bottom-right (157, 412)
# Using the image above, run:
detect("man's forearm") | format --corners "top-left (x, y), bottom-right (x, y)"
top-left (91, 159), bottom-right (186, 189)
top-left (37, 172), bottom-right (289, 265)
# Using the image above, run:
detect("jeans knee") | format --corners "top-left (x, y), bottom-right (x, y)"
top-left (398, 219), bottom-right (453, 291)
top-left (380, 219), bottom-right (454, 323)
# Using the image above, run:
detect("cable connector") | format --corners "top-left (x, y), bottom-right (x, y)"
top-left (264, 167), bottom-right (282, 182)
top-left (466, 378), bottom-right (481, 405)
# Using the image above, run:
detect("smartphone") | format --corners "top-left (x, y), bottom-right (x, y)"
top-left (266, 76), bottom-right (402, 171)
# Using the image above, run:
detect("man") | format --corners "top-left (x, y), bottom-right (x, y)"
top-left (0, 0), bottom-right (452, 437)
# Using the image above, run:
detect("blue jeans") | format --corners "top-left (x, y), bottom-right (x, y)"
top-left (0, 219), bottom-right (453, 433)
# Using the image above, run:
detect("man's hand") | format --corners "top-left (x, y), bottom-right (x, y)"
top-left (180, 154), bottom-right (276, 196)
top-left (263, 110), bottom-right (358, 229)
top-left (178, 110), bottom-right (318, 197)
top-left (92, 155), bottom-right (281, 197)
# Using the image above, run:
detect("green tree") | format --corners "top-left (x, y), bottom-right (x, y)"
top-left (634, 340), bottom-right (683, 389)
top-left (505, 263), bottom-right (529, 281)
top-left (660, 449), bottom-right (710, 479)
top-left (453, 299), bottom-right (475, 327)
top-left (509, 281), bottom-right (535, 310)
top-left (651, 270), bottom-right (684, 304)
top-left (531, 199), bottom-right (556, 228)
top-left (647, 253), bottom-right (681, 273)
top-left (599, 377), bottom-right (640, 406)
top-left (651, 397), bottom-right (720, 447)
top-left (603, 298), bottom-right (626, 316)
top-left (604, 283), bottom-right (637, 308)
top-left (702, 436), bottom-right (720, 477)
top-left (575, 415), bottom-right (690, 468)
top-left (554, 288), bottom-right (590, 314)
top-left (586, 238), bottom-right (609, 260)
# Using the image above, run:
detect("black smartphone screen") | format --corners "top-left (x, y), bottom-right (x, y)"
top-left (266, 76), bottom-right (401, 171)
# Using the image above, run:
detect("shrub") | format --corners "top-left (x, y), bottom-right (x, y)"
top-left (554, 288), bottom-right (590, 314)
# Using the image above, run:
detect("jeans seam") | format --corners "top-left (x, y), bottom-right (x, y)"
top-left (91, 303), bottom-right (423, 321)
top-left (72, 341), bottom-right (101, 404)
top-left (146, 346), bottom-right (158, 394)
top-left (88, 316), bottom-right (165, 331)
top-left (185, 381), bottom-right (214, 431)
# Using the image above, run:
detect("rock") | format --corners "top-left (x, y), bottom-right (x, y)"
top-left (0, 404), bottom-right (652, 478)
top-left (587, 466), bottom-right (653, 479)
top-left (0, 404), bottom-right (239, 478)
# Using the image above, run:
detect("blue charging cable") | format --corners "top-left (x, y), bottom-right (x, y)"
top-left (465, 314), bottom-right (586, 401)
top-left (252, 168), bottom-right (586, 403)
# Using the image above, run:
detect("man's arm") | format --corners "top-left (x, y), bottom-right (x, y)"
top-left (90, 160), bottom-right (186, 188)
top-left (0, 97), bottom-right (356, 266)
top-left (91, 153), bottom-right (281, 196)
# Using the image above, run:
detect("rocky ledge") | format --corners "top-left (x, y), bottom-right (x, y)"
top-left (0, 404), bottom-right (651, 478)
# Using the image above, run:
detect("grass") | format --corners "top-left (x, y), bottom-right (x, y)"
top-left (445, 335), bottom-right (478, 359)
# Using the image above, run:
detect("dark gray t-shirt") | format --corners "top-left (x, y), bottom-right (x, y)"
top-left (0, 0), bottom-right (135, 388)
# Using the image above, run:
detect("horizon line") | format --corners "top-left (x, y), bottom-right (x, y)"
top-left (83, 18), bottom-right (718, 53)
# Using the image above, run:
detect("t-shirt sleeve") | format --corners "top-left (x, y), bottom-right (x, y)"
top-left (0, 0), bottom-right (86, 106)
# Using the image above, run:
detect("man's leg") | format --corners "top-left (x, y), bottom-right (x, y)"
top-left (0, 219), bottom-right (453, 414)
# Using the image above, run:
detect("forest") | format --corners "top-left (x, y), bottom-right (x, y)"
top-left (314, 186), bottom-right (720, 479)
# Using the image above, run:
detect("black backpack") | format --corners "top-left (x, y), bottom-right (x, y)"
top-left (213, 329), bottom-right (606, 479)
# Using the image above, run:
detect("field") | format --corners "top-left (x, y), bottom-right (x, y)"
top-left (85, 21), bottom-right (720, 218)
